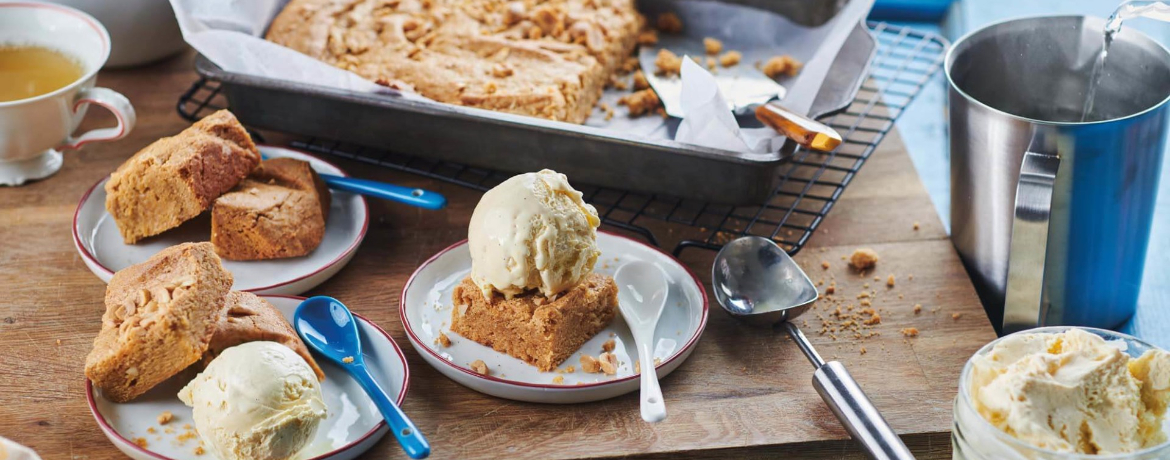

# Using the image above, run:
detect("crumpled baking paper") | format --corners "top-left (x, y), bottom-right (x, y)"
top-left (168, 0), bottom-right (425, 99)
top-left (674, 58), bottom-right (783, 153)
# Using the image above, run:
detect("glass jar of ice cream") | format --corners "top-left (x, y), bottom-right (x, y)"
top-left (953, 327), bottom-right (1170, 460)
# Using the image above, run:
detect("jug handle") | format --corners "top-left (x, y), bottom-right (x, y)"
top-left (1003, 134), bottom-right (1060, 334)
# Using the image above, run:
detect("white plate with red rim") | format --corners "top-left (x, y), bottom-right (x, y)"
top-left (87, 295), bottom-right (408, 460)
top-left (73, 145), bottom-right (368, 295)
top-left (400, 230), bottom-right (709, 404)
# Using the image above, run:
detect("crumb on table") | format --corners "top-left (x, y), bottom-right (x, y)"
top-left (470, 359), bottom-right (489, 375)
top-left (654, 49), bottom-right (682, 76)
top-left (657, 12), bottom-right (683, 33)
top-left (952, 313), bottom-right (962, 320)
top-left (886, 274), bottom-right (895, 287)
top-left (157, 411), bottom-right (173, 425)
top-left (703, 37), bottom-right (723, 55)
top-left (901, 327), bottom-right (919, 337)
top-left (602, 338), bottom-right (616, 352)
top-left (762, 55), bottom-right (803, 78)
top-left (821, 261), bottom-right (830, 270)
top-left (914, 304), bottom-right (922, 314)
top-left (849, 248), bottom-right (879, 270)
top-left (718, 50), bottom-right (742, 67)
top-left (825, 285), bottom-right (835, 295)
top-left (860, 347), bottom-right (867, 355)
top-left (913, 221), bottom-right (920, 231)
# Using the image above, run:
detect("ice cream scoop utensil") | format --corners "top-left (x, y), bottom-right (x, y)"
top-left (712, 237), bottom-right (914, 460)
top-left (295, 296), bottom-right (431, 459)
top-left (614, 261), bottom-right (669, 423)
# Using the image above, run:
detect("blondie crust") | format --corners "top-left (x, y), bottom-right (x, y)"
top-left (266, 0), bottom-right (643, 123)
top-left (210, 158), bottom-right (331, 261)
top-left (85, 243), bottom-right (233, 402)
top-left (104, 110), bottom-right (260, 244)
top-left (451, 273), bottom-right (617, 371)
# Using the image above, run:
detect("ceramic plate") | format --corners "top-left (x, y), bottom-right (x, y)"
top-left (400, 231), bottom-right (708, 404)
top-left (73, 146), bottom-right (368, 295)
top-left (87, 295), bottom-right (407, 460)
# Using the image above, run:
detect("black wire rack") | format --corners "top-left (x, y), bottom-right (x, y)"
top-left (178, 21), bottom-right (947, 257)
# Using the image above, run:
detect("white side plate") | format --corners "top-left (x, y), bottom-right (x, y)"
top-left (73, 146), bottom-right (368, 295)
top-left (87, 295), bottom-right (407, 460)
top-left (400, 231), bottom-right (709, 404)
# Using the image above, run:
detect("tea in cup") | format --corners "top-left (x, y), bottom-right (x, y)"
top-left (0, 2), bottom-right (136, 186)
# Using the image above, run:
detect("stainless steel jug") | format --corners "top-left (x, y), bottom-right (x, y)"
top-left (947, 16), bottom-right (1170, 333)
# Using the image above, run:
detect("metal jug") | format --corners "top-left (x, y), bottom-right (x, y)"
top-left (946, 16), bottom-right (1170, 333)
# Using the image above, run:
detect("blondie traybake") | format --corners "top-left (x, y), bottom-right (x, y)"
top-left (104, 110), bottom-right (260, 244)
top-left (266, 0), bottom-right (643, 123)
top-left (451, 273), bottom-right (617, 371)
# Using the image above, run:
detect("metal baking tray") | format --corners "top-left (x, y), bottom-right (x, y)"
top-left (195, 0), bottom-right (875, 204)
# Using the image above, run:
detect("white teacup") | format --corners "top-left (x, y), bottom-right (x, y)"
top-left (0, 1), bottom-right (136, 186)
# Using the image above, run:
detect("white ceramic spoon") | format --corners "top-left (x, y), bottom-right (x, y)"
top-left (614, 261), bottom-right (668, 422)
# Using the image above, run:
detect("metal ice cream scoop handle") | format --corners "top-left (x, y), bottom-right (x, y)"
top-left (712, 237), bottom-right (915, 460)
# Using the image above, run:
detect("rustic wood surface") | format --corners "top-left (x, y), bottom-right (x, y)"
top-left (0, 51), bottom-right (997, 459)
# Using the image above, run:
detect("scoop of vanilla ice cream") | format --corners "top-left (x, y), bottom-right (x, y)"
top-left (468, 169), bottom-right (600, 299)
top-left (970, 328), bottom-right (1170, 454)
top-left (179, 341), bottom-right (326, 460)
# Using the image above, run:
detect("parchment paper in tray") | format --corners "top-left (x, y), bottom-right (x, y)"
top-left (168, 0), bottom-right (863, 155)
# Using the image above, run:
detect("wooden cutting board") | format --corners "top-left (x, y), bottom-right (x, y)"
top-left (0, 50), bottom-right (997, 459)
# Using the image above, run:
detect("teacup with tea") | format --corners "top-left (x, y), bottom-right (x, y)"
top-left (0, 2), bottom-right (136, 186)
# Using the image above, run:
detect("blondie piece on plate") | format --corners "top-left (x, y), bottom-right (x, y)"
top-left (85, 242), bottom-right (233, 402)
top-left (451, 273), bottom-right (618, 371)
top-left (266, 0), bottom-right (643, 123)
top-left (104, 110), bottom-right (260, 244)
top-left (210, 158), bottom-right (331, 261)
top-left (204, 291), bottom-right (326, 380)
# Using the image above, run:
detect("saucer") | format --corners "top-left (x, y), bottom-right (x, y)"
top-left (87, 295), bottom-right (408, 460)
top-left (0, 149), bottom-right (63, 186)
top-left (73, 146), bottom-right (368, 295)
top-left (400, 231), bottom-right (708, 404)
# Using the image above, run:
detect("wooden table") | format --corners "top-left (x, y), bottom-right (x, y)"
top-left (0, 51), bottom-right (998, 459)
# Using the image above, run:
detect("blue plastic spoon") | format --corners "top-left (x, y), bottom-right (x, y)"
top-left (260, 153), bottom-right (446, 209)
top-left (295, 296), bottom-right (431, 459)
top-left (319, 174), bottom-right (446, 210)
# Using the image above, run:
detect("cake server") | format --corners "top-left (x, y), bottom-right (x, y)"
top-left (614, 261), bottom-right (669, 423)
top-left (259, 153), bottom-right (447, 209)
top-left (295, 296), bottom-right (432, 459)
top-left (711, 237), bottom-right (914, 460)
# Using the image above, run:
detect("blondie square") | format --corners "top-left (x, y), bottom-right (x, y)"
top-left (450, 273), bottom-right (617, 371)
top-left (204, 291), bottom-right (325, 380)
top-left (85, 242), bottom-right (233, 402)
top-left (104, 110), bottom-right (260, 244)
top-left (210, 158), bottom-right (331, 261)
